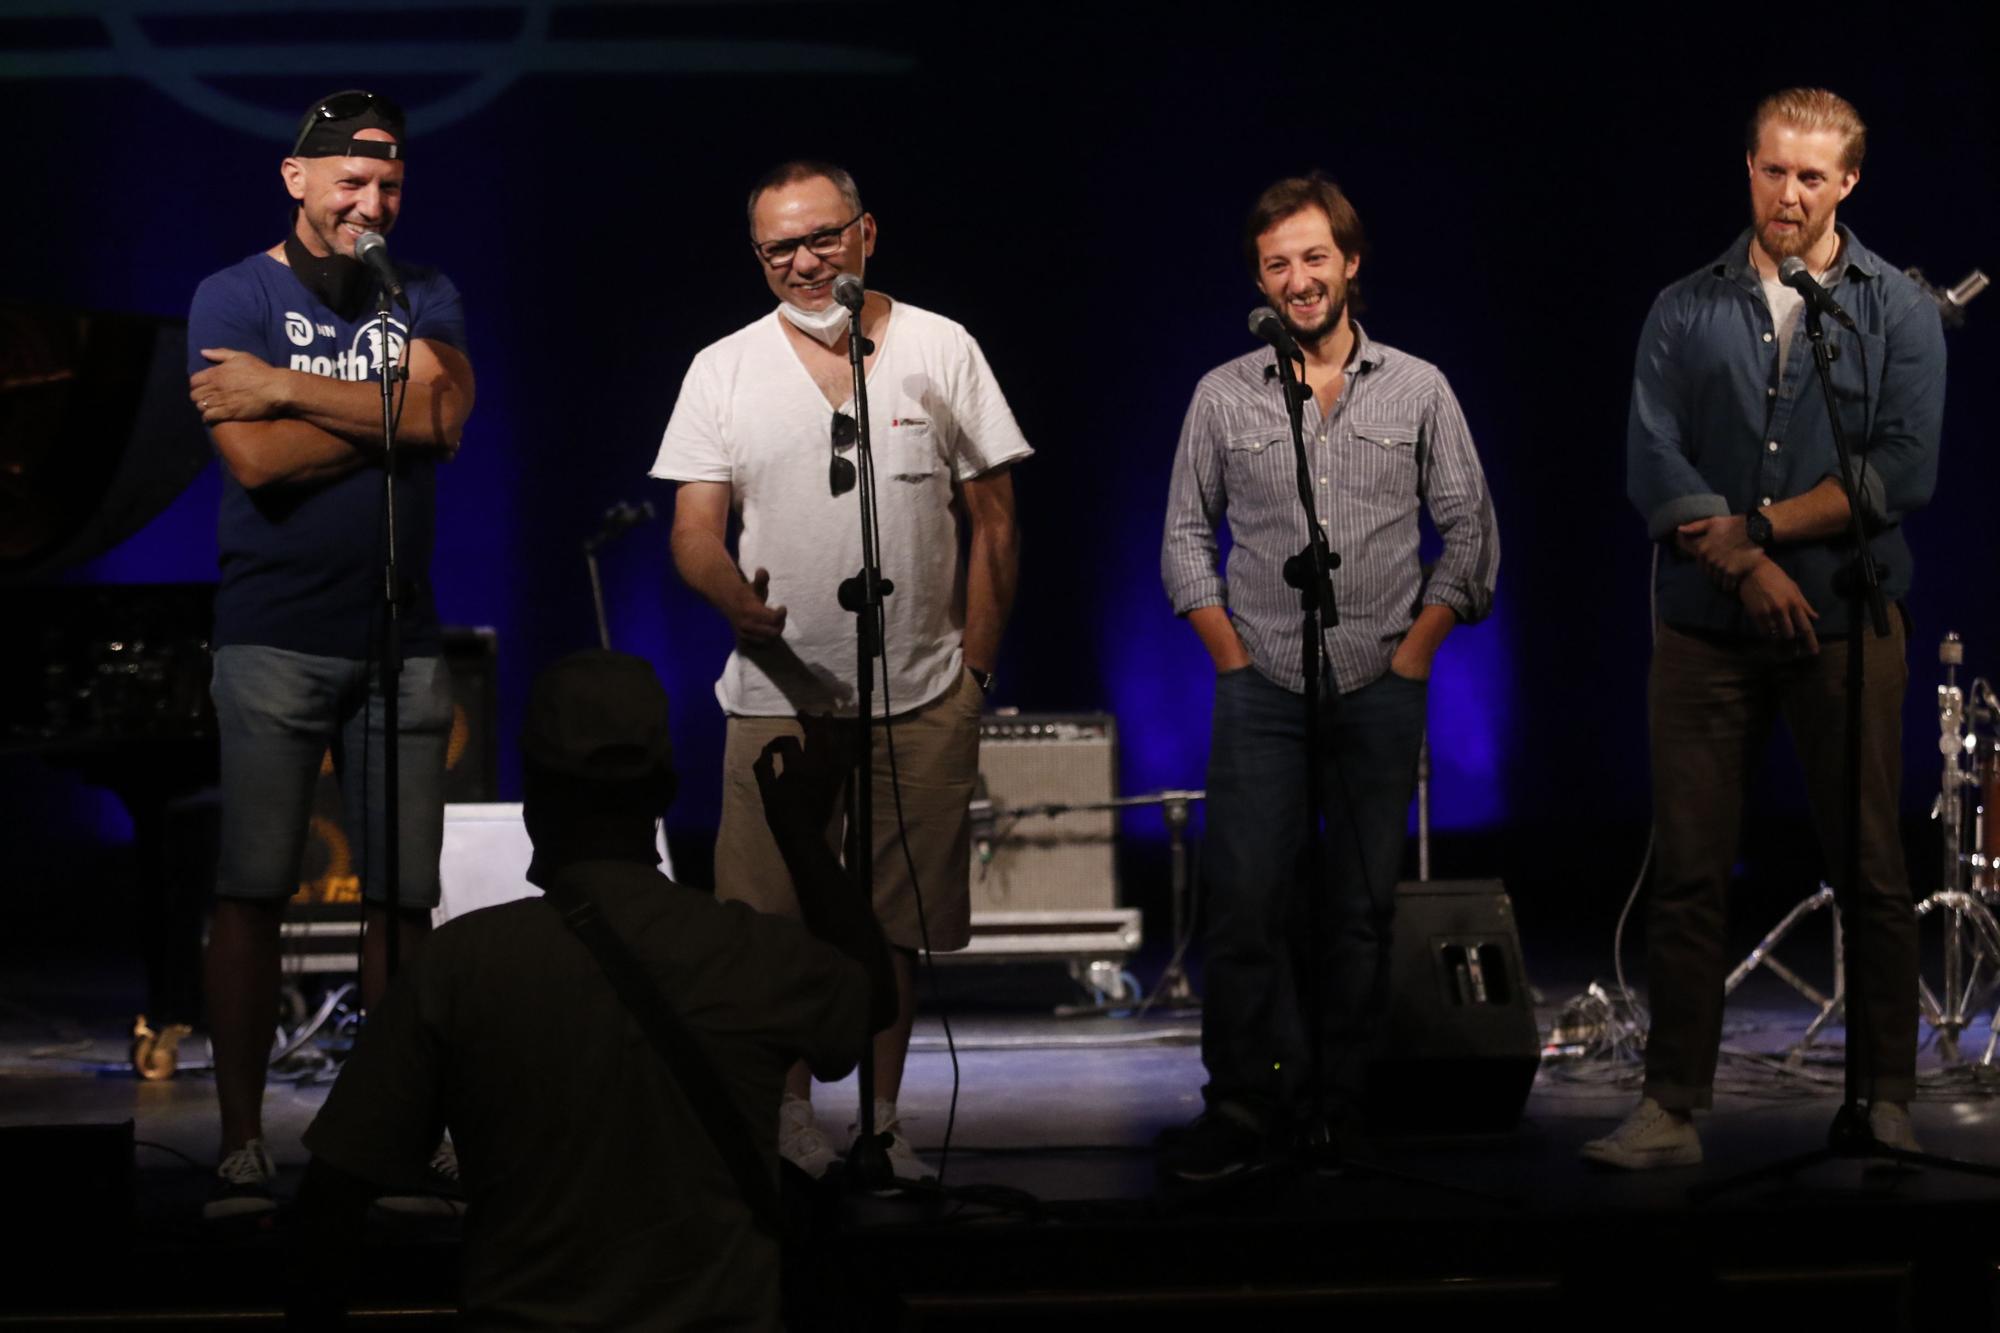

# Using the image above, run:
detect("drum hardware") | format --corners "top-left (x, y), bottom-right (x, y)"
top-left (1918, 633), bottom-right (2000, 1064)
top-left (1719, 636), bottom-right (2000, 1068)
top-left (1723, 884), bottom-right (1848, 1062)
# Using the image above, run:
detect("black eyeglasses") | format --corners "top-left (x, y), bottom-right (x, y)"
top-left (829, 411), bottom-right (857, 497)
top-left (753, 211), bottom-right (864, 270)
top-left (292, 91), bottom-right (406, 155)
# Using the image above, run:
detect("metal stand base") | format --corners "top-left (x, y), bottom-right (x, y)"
top-left (1723, 884), bottom-right (1847, 1061)
top-left (1914, 890), bottom-right (2000, 1065)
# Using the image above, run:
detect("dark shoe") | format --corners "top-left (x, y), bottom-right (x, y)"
top-left (1297, 1112), bottom-right (1367, 1175)
top-left (1157, 1108), bottom-right (1273, 1183)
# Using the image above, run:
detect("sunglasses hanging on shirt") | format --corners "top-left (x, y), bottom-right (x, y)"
top-left (829, 411), bottom-right (858, 497)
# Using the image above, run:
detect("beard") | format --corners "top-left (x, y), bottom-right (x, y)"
top-left (1277, 281), bottom-right (1349, 345)
top-left (1756, 207), bottom-right (1832, 262)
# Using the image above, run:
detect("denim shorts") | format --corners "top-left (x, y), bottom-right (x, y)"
top-left (210, 645), bottom-right (452, 908)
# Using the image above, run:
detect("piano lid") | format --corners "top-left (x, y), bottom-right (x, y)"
top-left (0, 305), bottom-right (213, 582)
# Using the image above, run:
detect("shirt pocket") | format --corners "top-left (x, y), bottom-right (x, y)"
top-left (1348, 416), bottom-right (1421, 490)
top-left (1222, 431), bottom-right (1283, 489)
top-left (879, 416), bottom-right (942, 482)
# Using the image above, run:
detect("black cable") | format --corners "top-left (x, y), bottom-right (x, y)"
top-left (134, 1139), bottom-right (210, 1174)
top-left (872, 597), bottom-right (965, 1189)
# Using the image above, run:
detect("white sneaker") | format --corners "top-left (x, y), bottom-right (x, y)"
top-left (779, 1097), bottom-right (840, 1180)
top-left (871, 1099), bottom-right (935, 1185)
top-left (204, 1138), bottom-right (277, 1220)
top-left (1868, 1102), bottom-right (1921, 1154)
top-left (1580, 1098), bottom-right (1703, 1170)
top-left (377, 1136), bottom-right (465, 1218)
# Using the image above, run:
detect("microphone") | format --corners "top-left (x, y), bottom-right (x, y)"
top-left (831, 274), bottom-right (865, 313)
top-left (1248, 306), bottom-right (1302, 361)
top-left (352, 231), bottom-right (409, 309)
top-left (1904, 267), bottom-right (1989, 331)
top-left (1778, 256), bottom-right (1855, 331)
top-left (584, 499), bottom-right (656, 552)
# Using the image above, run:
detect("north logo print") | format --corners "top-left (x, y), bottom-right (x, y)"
top-left (285, 315), bottom-right (410, 382)
top-left (284, 311), bottom-right (314, 347)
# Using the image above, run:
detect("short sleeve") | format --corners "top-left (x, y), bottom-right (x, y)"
top-left (411, 271), bottom-right (468, 352)
top-left (943, 326), bottom-right (1033, 482)
top-left (187, 267), bottom-right (267, 379)
top-left (651, 351), bottom-right (733, 484)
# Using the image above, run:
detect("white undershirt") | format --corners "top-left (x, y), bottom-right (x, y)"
top-left (1756, 240), bottom-right (1841, 382)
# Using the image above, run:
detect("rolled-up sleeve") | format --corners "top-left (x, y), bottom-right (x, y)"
top-left (1628, 291), bottom-right (1729, 539)
top-left (1836, 294), bottom-right (1944, 530)
top-left (1161, 386), bottom-right (1228, 616)
top-left (1417, 375), bottom-right (1499, 624)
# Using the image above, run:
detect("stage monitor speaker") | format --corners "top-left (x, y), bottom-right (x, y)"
top-left (0, 1122), bottom-right (133, 1245)
top-left (1364, 879), bottom-right (1541, 1135)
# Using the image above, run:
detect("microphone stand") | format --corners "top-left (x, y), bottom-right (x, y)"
top-left (833, 295), bottom-right (896, 1189)
top-left (1263, 342), bottom-right (1492, 1205)
top-left (583, 501), bottom-right (656, 650)
top-left (1692, 297), bottom-right (2000, 1200)
top-left (1271, 343), bottom-right (1343, 1150)
top-left (372, 279), bottom-right (406, 990)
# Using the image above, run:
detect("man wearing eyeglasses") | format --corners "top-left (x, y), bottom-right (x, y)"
top-left (184, 88), bottom-right (476, 1219)
top-left (652, 161), bottom-right (1031, 1184)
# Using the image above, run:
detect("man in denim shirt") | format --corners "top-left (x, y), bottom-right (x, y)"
top-left (1588, 89), bottom-right (1944, 1169)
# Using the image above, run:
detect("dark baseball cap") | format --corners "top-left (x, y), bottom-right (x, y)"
top-left (521, 651), bottom-right (674, 783)
top-left (291, 89), bottom-right (406, 160)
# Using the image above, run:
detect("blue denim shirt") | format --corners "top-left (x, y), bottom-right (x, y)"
top-left (1626, 226), bottom-right (1944, 637)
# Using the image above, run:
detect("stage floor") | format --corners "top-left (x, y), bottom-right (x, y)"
top-left (4, 956), bottom-right (2000, 1328)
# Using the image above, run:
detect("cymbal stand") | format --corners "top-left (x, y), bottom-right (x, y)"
top-left (1918, 635), bottom-right (2000, 1063)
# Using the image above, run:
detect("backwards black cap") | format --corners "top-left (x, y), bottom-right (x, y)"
top-left (291, 89), bottom-right (406, 161)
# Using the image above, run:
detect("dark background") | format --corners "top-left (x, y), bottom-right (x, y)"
top-left (3, 2), bottom-right (1994, 990)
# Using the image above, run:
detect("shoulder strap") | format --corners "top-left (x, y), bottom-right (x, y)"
top-left (544, 877), bottom-right (783, 1237)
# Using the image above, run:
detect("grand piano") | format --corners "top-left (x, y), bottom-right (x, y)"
top-left (2, 304), bottom-right (219, 1043)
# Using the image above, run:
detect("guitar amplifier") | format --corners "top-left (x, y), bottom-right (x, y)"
top-left (957, 711), bottom-right (1139, 961)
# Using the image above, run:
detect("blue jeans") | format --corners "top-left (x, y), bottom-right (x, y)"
top-left (1200, 664), bottom-right (1427, 1128)
top-left (210, 645), bottom-right (452, 908)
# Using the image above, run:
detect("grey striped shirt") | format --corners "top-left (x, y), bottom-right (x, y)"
top-left (1161, 324), bottom-right (1499, 695)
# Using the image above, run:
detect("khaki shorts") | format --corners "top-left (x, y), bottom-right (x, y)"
top-left (714, 668), bottom-right (982, 952)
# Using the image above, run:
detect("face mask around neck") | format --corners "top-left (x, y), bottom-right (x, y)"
top-left (777, 298), bottom-right (853, 346)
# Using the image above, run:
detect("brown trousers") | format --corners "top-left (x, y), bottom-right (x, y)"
top-left (1644, 616), bottom-right (1917, 1109)
top-left (712, 668), bottom-right (982, 952)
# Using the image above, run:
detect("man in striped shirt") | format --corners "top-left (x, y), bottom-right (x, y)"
top-left (1159, 174), bottom-right (1499, 1181)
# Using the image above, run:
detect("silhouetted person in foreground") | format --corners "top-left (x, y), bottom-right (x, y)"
top-left (289, 650), bottom-right (894, 1329)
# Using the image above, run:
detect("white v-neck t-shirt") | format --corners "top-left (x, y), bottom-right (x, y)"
top-left (652, 299), bottom-right (1033, 718)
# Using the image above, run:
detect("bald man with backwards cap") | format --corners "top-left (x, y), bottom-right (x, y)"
top-left (186, 88), bottom-right (476, 1219)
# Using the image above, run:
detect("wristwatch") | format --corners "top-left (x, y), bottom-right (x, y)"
top-left (969, 666), bottom-right (996, 695)
top-left (1744, 507), bottom-right (1775, 549)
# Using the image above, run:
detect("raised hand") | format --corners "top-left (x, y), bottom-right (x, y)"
top-left (731, 567), bottom-right (788, 647)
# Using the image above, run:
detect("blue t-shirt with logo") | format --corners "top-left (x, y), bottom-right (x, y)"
top-left (187, 252), bottom-right (467, 657)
